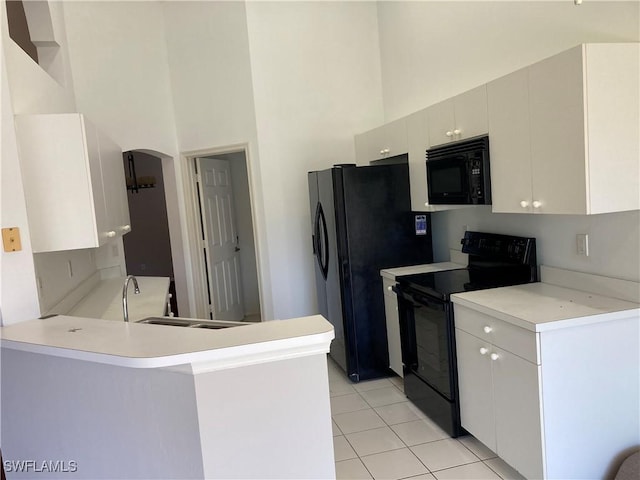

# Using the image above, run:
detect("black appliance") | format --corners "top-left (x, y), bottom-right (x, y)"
top-left (394, 231), bottom-right (537, 437)
top-left (308, 163), bottom-right (433, 382)
top-left (426, 135), bottom-right (491, 205)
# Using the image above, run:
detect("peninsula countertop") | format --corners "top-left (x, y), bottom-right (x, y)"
top-left (0, 314), bottom-right (334, 371)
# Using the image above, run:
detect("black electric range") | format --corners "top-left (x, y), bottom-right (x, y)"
top-left (393, 231), bottom-right (538, 437)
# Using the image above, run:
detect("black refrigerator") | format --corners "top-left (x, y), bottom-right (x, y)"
top-left (308, 163), bottom-right (433, 382)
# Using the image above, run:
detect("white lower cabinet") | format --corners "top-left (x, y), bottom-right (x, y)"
top-left (455, 327), bottom-right (543, 479)
top-left (454, 301), bottom-right (640, 479)
top-left (382, 276), bottom-right (403, 377)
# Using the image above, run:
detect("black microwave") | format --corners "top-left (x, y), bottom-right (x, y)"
top-left (426, 135), bottom-right (491, 205)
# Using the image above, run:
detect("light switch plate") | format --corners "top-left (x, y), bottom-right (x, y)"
top-left (2, 227), bottom-right (22, 252)
top-left (576, 233), bottom-right (589, 256)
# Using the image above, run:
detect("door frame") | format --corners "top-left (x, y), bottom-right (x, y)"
top-left (180, 144), bottom-right (264, 320)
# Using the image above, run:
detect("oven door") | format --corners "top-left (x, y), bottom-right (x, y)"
top-left (396, 287), bottom-right (454, 399)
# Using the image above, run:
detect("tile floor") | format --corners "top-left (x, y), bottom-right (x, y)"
top-left (327, 358), bottom-right (526, 480)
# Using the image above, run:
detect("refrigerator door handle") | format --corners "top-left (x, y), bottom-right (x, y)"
top-left (314, 202), bottom-right (329, 280)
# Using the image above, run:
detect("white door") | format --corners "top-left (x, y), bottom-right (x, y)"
top-left (196, 157), bottom-right (244, 320)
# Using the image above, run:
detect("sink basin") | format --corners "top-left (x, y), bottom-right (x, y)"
top-left (136, 317), bottom-right (248, 329)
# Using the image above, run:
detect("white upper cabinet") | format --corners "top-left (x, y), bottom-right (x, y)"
top-left (99, 131), bottom-right (131, 237)
top-left (489, 43), bottom-right (640, 214)
top-left (487, 68), bottom-right (533, 213)
top-left (14, 113), bottom-right (131, 252)
top-left (406, 108), bottom-right (429, 211)
top-left (427, 85), bottom-right (488, 147)
top-left (354, 117), bottom-right (408, 164)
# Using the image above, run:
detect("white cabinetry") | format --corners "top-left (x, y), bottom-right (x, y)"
top-left (354, 117), bottom-right (408, 164)
top-left (406, 109), bottom-right (429, 211)
top-left (382, 276), bottom-right (403, 377)
top-left (454, 297), bottom-right (640, 479)
top-left (488, 43), bottom-right (640, 214)
top-left (427, 85), bottom-right (488, 147)
top-left (455, 308), bottom-right (543, 479)
top-left (15, 113), bottom-right (130, 252)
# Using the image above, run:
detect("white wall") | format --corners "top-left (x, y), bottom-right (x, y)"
top-left (378, 1), bottom-right (640, 122)
top-left (1, 0), bottom-right (77, 324)
top-left (378, 1), bottom-right (640, 283)
top-left (160, 0), bottom-right (274, 318)
top-left (245, 1), bottom-right (383, 319)
top-left (62, 1), bottom-right (192, 315)
top-left (431, 207), bottom-right (640, 282)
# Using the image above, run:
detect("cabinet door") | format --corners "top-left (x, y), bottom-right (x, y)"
top-left (455, 329), bottom-right (496, 452)
top-left (584, 43), bottom-right (640, 214)
top-left (15, 114), bottom-right (104, 252)
top-left (83, 118), bottom-right (110, 247)
top-left (383, 291), bottom-right (403, 377)
top-left (493, 347), bottom-right (544, 480)
top-left (354, 128), bottom-right (378, 165)
top-left (487, 69), bottom-right (533, 213)
top-left (98, 131), bottom-right (130, 237)
top-left (427, 98), bottom-right (455, 147)
top-left (406, 109), bottom-right (429, 211)
top-left (529, 45), bottom-right (588, 214)
top-left (355, 118), bottom-right (408, 164)
top-left (453, 85), bottom-right (488, 140)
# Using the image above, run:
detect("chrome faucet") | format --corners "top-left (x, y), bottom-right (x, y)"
top-left (122, 275), bottom-right (141, 322)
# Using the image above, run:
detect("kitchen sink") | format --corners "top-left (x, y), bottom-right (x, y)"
top-left (136, 317), bottom-right (248, 329)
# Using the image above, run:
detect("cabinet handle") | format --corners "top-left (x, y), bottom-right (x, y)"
top-left (532, 201), bottom-right (542, 209)
top-left (479, 347), bottom-right (489, 355)
top-left (380, 149), bottom-right (385, 155)
top-left (387, 286), bottom-right (393, 292)
top-left (520, 200), bottom-right (529, 208)
top-left (483, 326), bottom-right (493, 333)
top-left (121, 224), bottom-right (131, 232)
top-left (445, 131), bottom-right (454, 137)
top-left (106, 231), bottom-right (116, 238)
top-left (490, 353), bottom-right (500, 361)
top-left (453, 129), bottom-right (461, 136)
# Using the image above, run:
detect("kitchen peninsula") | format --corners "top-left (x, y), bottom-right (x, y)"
top-left (1, 315), bottom-right (335, 479)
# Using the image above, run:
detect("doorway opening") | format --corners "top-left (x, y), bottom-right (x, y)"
top-left (121, 150), bottom-right (178, 315)
top-left (188, 148), bottom-right (261, 322)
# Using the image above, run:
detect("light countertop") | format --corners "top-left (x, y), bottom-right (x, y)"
top-left (67, 276), bottom-right (170, 321)
top-left (452, 282), bottom-right (639, 332)
top-left (0, 314), bottom-right (334, 371)
top-left (381, 262), bottom-right (464, 280)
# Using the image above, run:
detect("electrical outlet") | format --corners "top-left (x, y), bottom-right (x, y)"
top-left (576, 234), bottom-right (589, 256)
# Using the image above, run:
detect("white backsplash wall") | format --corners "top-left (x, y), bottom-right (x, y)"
top-left (431, 207), bottom-right (640, 283)
top-left (33, 249), bottom-right (97, 314)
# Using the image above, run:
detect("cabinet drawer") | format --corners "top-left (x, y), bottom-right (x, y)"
top-left (382, 277), bottom-right (397, 299)
top-left (454, 305), bottom-right (539, 364)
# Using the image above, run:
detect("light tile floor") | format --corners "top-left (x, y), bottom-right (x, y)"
top-left (328, 358), bottom-right (526, 480)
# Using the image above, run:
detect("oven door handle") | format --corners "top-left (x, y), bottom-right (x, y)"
top-left (393, 286), bottom-right (441, 310)
top-left (392, 286), bottom-right (422, 308)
